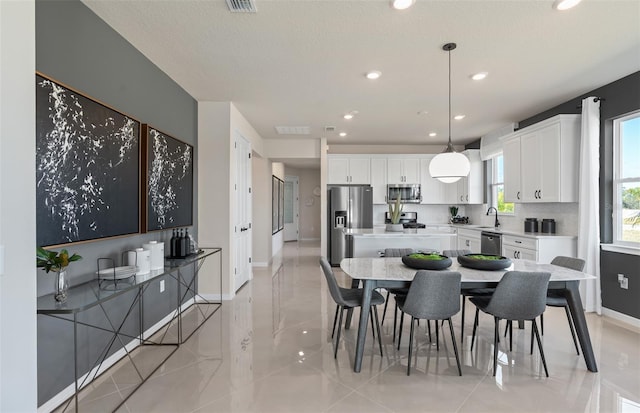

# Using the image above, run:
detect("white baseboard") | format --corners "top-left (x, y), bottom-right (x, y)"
top-left (38, 298), bottom-right (197, 413)
top-left (602, 307), bottom-right (640, 331)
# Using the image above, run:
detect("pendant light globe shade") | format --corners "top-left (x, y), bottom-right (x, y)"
top-left (429, 151), bottom-right (470, 183)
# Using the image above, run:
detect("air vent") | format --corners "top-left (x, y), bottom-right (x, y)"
top-left (324, 126), bottom-right (336, 132)
top-left (226, 0), bottom-right (257, 13)
top-left (275, 126), bottom-right (311, 135)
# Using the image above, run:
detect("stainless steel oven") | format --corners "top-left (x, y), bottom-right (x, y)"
top-left (387, 184), bottom-right (421, 204)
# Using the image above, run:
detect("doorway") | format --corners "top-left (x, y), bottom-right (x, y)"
top-left (233, 133), bottom-right (252, 292)
top-left (284, 176), bottom-right (299, 242)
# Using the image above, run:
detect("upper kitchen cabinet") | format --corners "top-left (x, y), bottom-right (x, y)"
top-left (370, 157), bottom-right (388, 204)
top-left (387, 157), bottom-right (420, 184)
top-left (503, 115), bottom-right (580, 203)
top-left (456, 150), bottom-right (483, 204)
top-left (420, 156), bottom-right (457, 204)
top-left (327, 156), bottom-right (371, 185)
top-left (503, 137), bottom-right (521, 202)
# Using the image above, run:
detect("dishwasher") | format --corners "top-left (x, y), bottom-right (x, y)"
top-left (480, 231), bottom-right (502, 255)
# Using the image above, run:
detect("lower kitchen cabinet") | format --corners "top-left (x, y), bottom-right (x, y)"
top-left (457, 228), bottom-right (481, 253)
top-left (502, 234), bottom-right (576, 263)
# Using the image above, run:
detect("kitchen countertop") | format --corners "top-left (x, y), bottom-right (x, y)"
top-left (450, 224), bottom-right (577, 240)
top-left (344, 227), bottom-right (457, 237)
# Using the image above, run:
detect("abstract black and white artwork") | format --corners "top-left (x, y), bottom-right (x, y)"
top-left (144, 126), bottom-right (193, 232)
top-left (36, 74), bottom-right (140, 247)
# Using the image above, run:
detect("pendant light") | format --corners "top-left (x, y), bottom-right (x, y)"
top-left (429, 42), bottom-right (470, 184)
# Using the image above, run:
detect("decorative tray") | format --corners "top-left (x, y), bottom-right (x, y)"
top-left (457, 254), bottom-right (512, 271)
top-left (96, 265), bottom-right (137, 280)
top-left (402, 253), bottom-right (452, 270)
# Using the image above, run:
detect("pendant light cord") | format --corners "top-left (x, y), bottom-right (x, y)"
top-left (448, 46), bottom-right (452, 146)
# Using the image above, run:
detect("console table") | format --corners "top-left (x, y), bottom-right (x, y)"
top-left (37, 248), bottom-right (222, 412)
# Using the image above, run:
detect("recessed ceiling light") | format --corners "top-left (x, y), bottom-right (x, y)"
top-left (471, 72), bottom-right (488, 81)
top-left (454, 115), bottom-right (466, 120)
top-left (417, 110), bottom-right (429, 115)
top-left (429, 132), bottom-right (437, 137)
top-left (343, 113), bottom-right (353, 120)
top-left (366, 71), bottom-right (381, 80)
top-left (391, 0), bottom-right (415, 10)
top-left (553, 0), bottom-right (582, 10)
top-left (339, 132), bottom-right (347, 137)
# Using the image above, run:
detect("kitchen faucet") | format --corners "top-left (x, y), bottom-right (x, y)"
top-left (486, 206), bottom-right (500, 228)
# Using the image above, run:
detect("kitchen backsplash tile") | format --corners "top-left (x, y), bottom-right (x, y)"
top-left (466, 203), bottom-right (579, 236)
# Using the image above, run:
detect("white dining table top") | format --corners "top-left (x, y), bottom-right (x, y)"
top-left (340, 257), bottom-right (596, 283)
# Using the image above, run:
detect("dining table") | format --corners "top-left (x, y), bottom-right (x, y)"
top-left (339, 257), bottom-right (598, 373)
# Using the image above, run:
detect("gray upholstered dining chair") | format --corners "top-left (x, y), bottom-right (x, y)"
top-left (443, 249), bottom-right (493, 344)
top-left (543, 256), bottom-right (586, 355)
top-left (319, 257), bottom-right (385, 359)
top-left (396, 270), bottom-right (462, 376)
top-left (469, 271), bottom-right (551, 377)
top-left (380, 248), bottom-right (414, 339)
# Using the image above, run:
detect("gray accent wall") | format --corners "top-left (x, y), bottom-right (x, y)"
top-left (36, 0), bottom-right (198, 406)
top-left (519, 71), bottom-right (640, 320)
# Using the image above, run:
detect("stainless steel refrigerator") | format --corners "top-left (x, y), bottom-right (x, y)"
top-left (328, 185), bottom-right (373, 265)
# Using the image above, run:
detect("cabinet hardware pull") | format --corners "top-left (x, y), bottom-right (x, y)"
top-left (515, 240), bottom-right (522, 244)
top-left (517, 191), bottom-right (520, 200)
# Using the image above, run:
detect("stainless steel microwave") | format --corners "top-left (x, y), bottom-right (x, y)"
top-left (387, 184), bottom-right (422, 204)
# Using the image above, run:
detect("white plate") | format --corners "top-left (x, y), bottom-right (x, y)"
top-left (96, 265), bottom-right (137, 280)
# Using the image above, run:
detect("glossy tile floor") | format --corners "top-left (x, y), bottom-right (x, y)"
top-left (63, 241), bottom-right (640, 412)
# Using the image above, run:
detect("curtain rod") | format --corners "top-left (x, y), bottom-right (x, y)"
top-left (577, 96), bottom-right (605, 109)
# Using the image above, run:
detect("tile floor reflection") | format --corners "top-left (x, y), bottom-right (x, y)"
top-left (60, 241), bottom-right (640, 412)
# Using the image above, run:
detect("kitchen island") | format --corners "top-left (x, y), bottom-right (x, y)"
top-left (344, 227), bottom-right (457, 258)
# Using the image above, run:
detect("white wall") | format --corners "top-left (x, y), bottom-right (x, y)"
top-left (0, 1), bottom-right (38, 411)
top-left (251, 154), bottom-right (272, 266)
top-left (328, 144), bottom-right (464, 154)
top-left (272, 163), bottom-right (285, 257)
top-left (265, 138), bottom-right (320, 159)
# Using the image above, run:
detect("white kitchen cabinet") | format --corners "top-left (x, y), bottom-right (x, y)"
top-left (456, 150), bottom-right (483, 204)
top-left (370, 158), bottom-right (387, 204)
top-left (457, 228), bottom-right (481, 253)
top-left (327, 156), bottom-right (371, 185)
top-left (387, 158), bottom-right (420, 184)
top-left (502, 137), bottom-right (521, 202)
top-left (502, 234), bottom-right (576, 263)
top-left (502, 115), bottom-right (580, 203)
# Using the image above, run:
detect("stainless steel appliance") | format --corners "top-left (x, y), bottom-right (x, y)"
top-left (480, 231), bottom-right (502, 255)
top-left (387, 184), bottom-right (421, 204)
top-left (328, 185), bottom-right (373, 265)
top-left (384, 211), bottom-right (426, 229)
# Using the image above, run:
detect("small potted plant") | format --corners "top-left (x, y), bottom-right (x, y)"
top-left (386, 194), bottom-right (404, 232)
top-left (36, 247), bottom-right (82, 302)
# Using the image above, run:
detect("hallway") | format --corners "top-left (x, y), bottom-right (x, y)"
top-left (65, 241), bottom-right (639, 412)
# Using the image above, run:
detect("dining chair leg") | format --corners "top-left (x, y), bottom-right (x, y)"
top-left (334, 307), bottom-right (344, 359)
top-left (435, 319), bottom-right (440, 351)
top-left (448, 318), bottom-right (462, 376)
top-left (407, 317), bottom-right (415, 376)
top-left (493, 316), bottom-right (500, 377)
top-left (532, 319), bottom-right (549, 377)
top-left (471, 307), bottom-right (479, 351)
top-left (397, 311), bottom-right (405, 351)
top-left (331, 304), bottom-right (339, 339)
top-left (564, 305), bottom-right (580, 355)
top-left (541, 312), bottom-right (544, 335)
top-left (531, 321), bottom-right (535, 355)
top-left (460, 295), bottom-right (466, 345)
top-left (381, 290), bottom-right (391, 326)
top-left (393, 301), bottom-right (399, 343)
top-left (509, 320), bottom-right (513, 352)
top-left (427, 319), bottom-right (432, 342)
top-left (373, 306), bottom-right (384, 357)
top-left (369, 308), bottom-right (376, 339)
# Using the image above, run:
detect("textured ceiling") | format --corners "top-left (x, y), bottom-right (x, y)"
top-left (83, 0), bottom-right (640, 148)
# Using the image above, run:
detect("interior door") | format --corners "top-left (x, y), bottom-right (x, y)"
top-left (284, 176), bottom-right (298, 241)
top-left (233, 133), bottom-right (252, 292)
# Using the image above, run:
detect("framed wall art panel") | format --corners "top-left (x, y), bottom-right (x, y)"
top-left (35, 73), bottom-right (141, 247)
top-left (142, 125), bottom-right (194, 232)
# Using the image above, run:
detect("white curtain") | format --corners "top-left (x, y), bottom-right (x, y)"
top-left (578, 97), bottom-right (601, 314)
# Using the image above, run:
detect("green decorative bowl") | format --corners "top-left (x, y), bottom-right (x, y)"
top-left (402, 253), bottom-right (452, 270)
top-left (457, 254), bottom-right (512, 270)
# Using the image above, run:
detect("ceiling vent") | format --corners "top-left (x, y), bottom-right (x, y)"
top-left (275, 126), bottom-right (311, 135)
top-left (324, 126), bottom-right (336, 132)
top-left (225, 0), bottom-right (257, 13)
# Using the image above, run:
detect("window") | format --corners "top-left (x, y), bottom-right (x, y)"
top-left (490, 155), bottom-right (514, 214)
top-left (613, 111), bottom-right (640, 246)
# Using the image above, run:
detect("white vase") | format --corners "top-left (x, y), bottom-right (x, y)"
top-left (385, 223), bottom-right (404, 232)
top-left (54, 270), bottom-right (68, 302)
